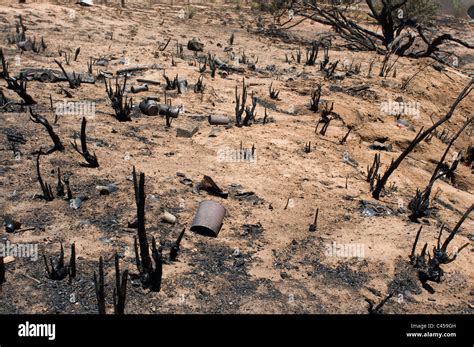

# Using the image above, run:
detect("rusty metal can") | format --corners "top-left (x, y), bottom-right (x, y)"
top-left (191, 200), bottom-right (226, 237)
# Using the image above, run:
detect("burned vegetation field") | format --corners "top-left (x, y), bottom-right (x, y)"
top-left (0, 0), bottom-right (473, 315)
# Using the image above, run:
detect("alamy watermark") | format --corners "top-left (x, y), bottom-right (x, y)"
top-left (217, 147), bottom-right (257, 164)
top-left (324, 241), bottom-right (365, 260)
top-left (0, 241), bottom-right (38, 261)
top-left (54, 100), bottom-right (96, 118)
top-left (380, 100), bottom-right (420, 119)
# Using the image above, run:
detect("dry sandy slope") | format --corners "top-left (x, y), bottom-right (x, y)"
top-left (0, 1), bottom-right (473, 314)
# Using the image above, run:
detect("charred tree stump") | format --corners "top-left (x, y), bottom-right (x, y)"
top-left (1, 49), bottom-right (36, 105)
top-left (113, 254), bottom-right (128, 315)
top-left (235, 78), bottom-right (247, 127)
top-left (411, 205), bottom-right (472, 285)
top-left (132, 167), bottom-right (163, 292)
top-left (43, 243), bottom-right (76, 282)
top-left (0, 256), bottom-right (5, 287)
top-left (269, 82), bottom-right (280, 100)
top-left (93, 256), bottom-right (106, 314)
top-left (105, 76), bottom-right (132, 122)
top-left (71, 117), bottom-right (99, 168)
top-left (309, 84), bottom-right (322, 113)
top-left (36, 153), bottom-right (54, 201)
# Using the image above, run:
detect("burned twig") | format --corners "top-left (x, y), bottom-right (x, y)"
top-left (113, 254), bottom-right (128, 315)
top-left (169, 227), bottom-right (186, 262)
top-left (309, 84), bottom-right (322, 112)
top-left (93, 256), bottom-right (106, 314)
top-left (372, 79), bottom-right (473, 199)
top-left (235, 78), bottom-right (247, 127)
top-left (194, 75), bottom-right (205, 93)
top-left (71, 117), bottom-right (99, 168)
top-left (304, 142), bottom-right (311, 153)
top-left (29, 108), bottom-right (64, 154)
top-left (0, 256), bottom-right (5, 287)
top-left (268, 82), bottom-right (280, 100)
top-left (339, 126), bottom-right (353, 145)
top-left (36, 153), bottom-right (54, 201)
top-left (366, 291), bottom-right (395, 315)
top-left (409, 117), bottom-right (472, 221)
top-left (315, 102), bottom-right (334, 136)
top-left (309, 208), bottom-right (318, 232)
top-left (306, 41), bottom-right (319, 66)
top-left (55, 59), bottom-right (81, 89)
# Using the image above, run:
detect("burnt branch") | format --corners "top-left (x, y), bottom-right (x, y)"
top-left (54, 59), bottom-right (80, 89)
top-left (170, 227), bottom-right (186, 262)
top-left (71, 117), bottom-right (99, 168)
top-left (29, 108), bottom-right (64, 154)
top-left (372, 79), bottom-right (473, 199)
top-left (235, 78), bottom-right (247, 127)
top-left (409, 117), bottom-right (472, 221)
top-left (93, 256), bottom-right (106, 314)
top-left (113, 254), bottom-right (128, 315)
top-left (132, 167), bottom-right (162, 292)
top-left (36, 153), bottom-right (54, 201)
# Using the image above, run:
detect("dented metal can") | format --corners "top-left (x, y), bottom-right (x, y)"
top-left (191, 200), bottom-right (226, 237)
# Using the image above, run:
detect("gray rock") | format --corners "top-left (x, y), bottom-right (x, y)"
top-left (187, 38), bottom-right (204, 52)
top-left (176, 124), bottom-right (199, 138)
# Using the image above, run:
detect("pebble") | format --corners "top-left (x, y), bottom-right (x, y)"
top-left (4, 256), bottom-right (15, 264)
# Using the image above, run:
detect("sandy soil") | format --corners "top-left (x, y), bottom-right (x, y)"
top-left (0, 0), bottom-right (473, 314)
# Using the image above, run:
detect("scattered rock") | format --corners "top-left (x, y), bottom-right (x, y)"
top-left (4, 256), bottom-right (15, 264)
top-left (208, 128), bottom-right (220, 137)
top-left (187, 38), bottom-right (204, 52)
top-left (369, 141), bottom-right (392, 151)
top-left (96, 183), bottom-right (117, 195)
top-left (176, 124), bottom-right (199, 138)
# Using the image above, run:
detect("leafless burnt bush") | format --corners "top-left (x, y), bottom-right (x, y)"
top-left (132, 167), bottom-right (163, 292)
top-left (44, 243), bottom-right (76, 281)
top-left (410, 205), bottom-right (472, 289)
top-left (104, 76), bottom-right (132, 122)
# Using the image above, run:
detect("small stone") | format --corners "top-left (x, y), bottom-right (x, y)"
top-left (232, 248), bottom-right (241, 257)
top-left (280, 272), bottom-right (289, 279)
top-left (4, 256), bottom-right (15, 264)
top-left (176, 124), bottom-right (199, 138)
top-left (187, 38), bottom-right (204, 52)
top-left (208, 128), bottom-right (220, 137)
top-left (369, 141), bottom-right (392, 151)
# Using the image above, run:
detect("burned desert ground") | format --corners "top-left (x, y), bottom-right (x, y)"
top-left (0, 0), bottom-right (473, 314)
